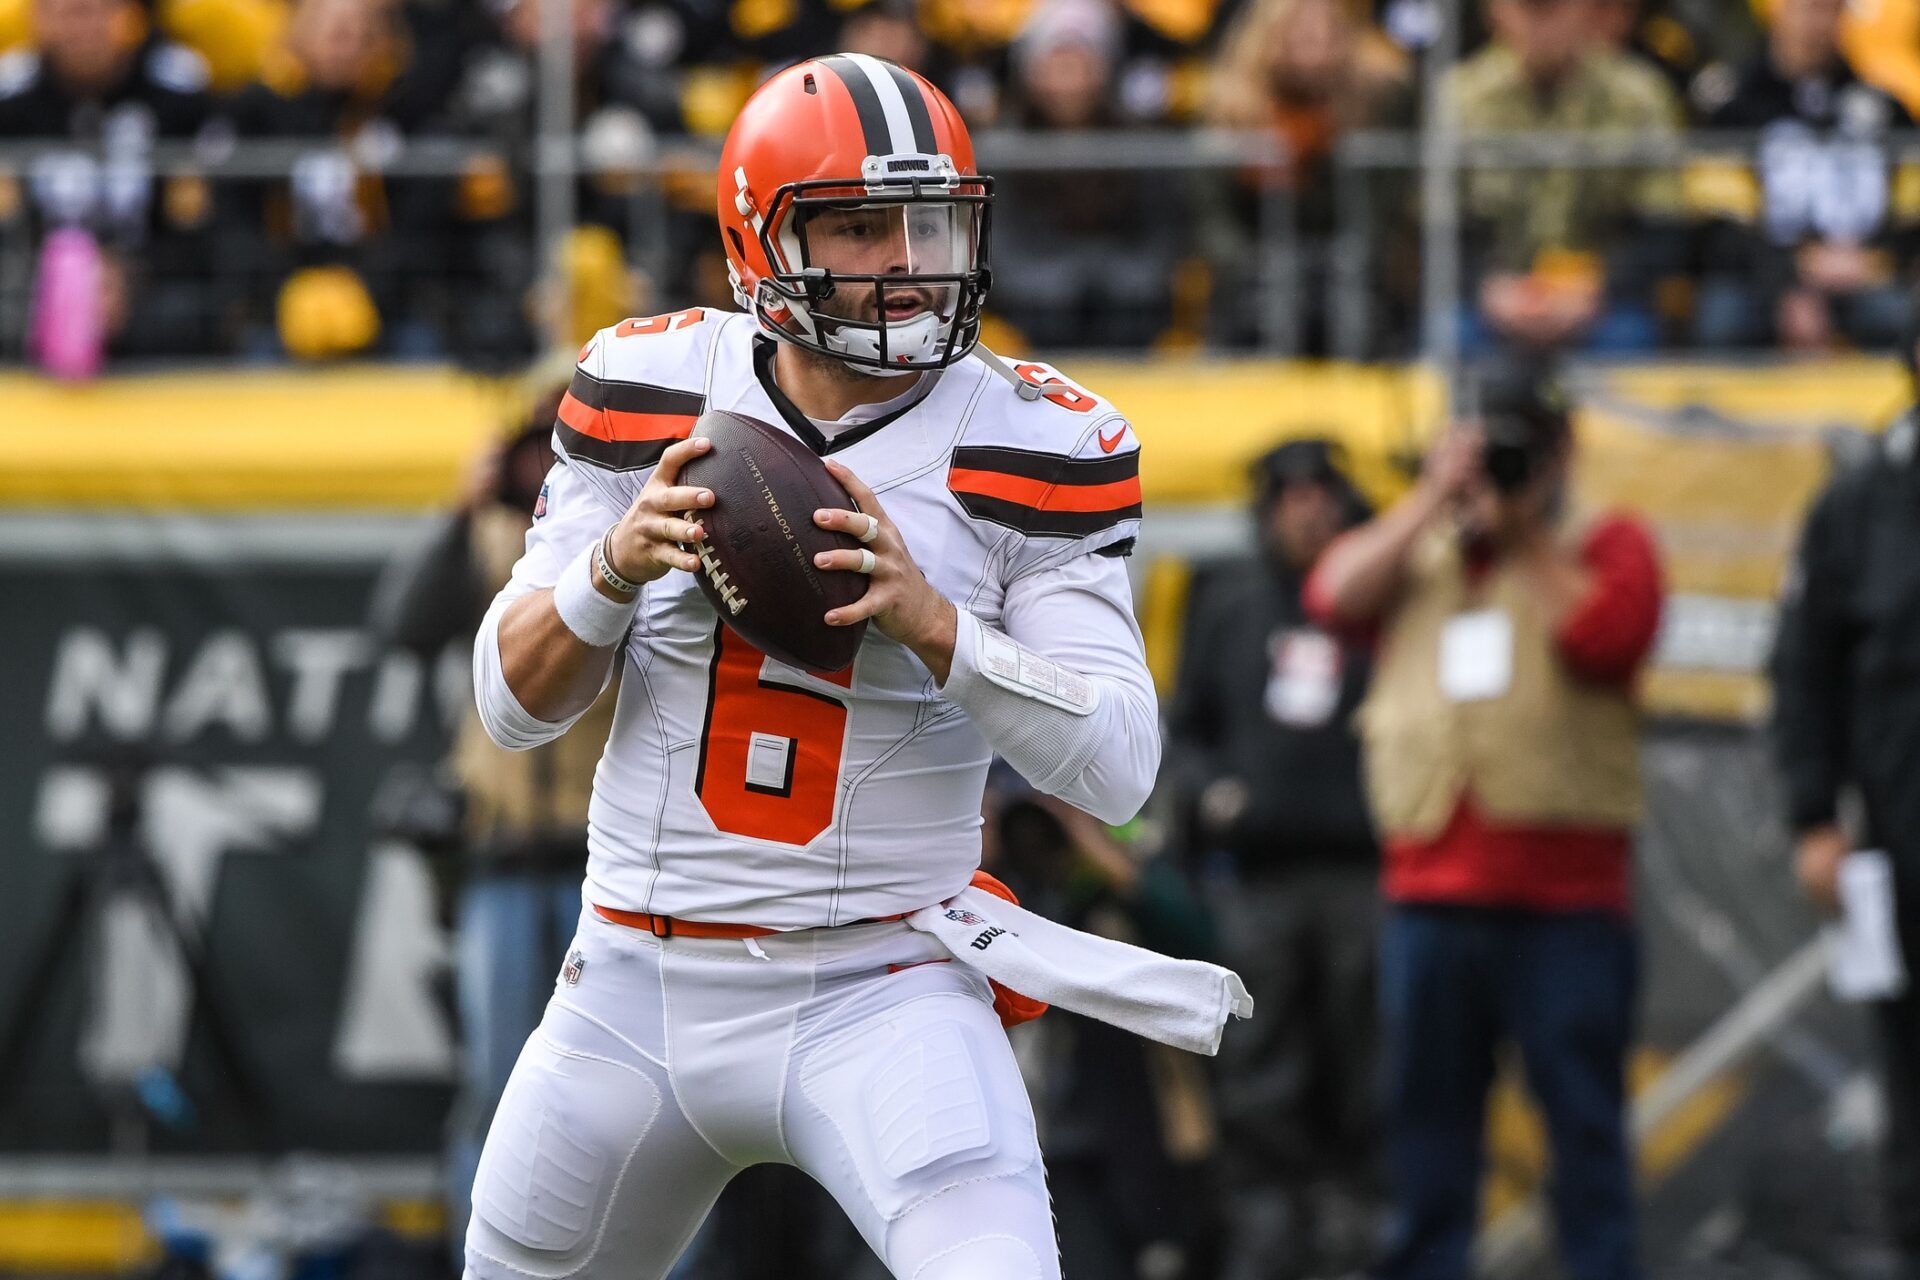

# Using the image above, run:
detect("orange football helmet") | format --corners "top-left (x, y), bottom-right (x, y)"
top-left (718, 54), bottom-right (993, 376)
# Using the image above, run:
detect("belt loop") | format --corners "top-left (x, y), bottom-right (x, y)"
top-left (649, 914), bottom-right (673, 939)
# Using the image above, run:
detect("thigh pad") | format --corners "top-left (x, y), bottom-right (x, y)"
top-left (798, 993), bottom-right (1040, 1222)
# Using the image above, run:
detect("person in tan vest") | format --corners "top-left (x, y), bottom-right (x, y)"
top-left (371, 384), bottom-right (619, 1264)
top-left (1306, 366), bottom-right (1663, 1280)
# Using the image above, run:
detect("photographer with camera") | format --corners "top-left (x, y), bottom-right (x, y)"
top-left (370, 379), bottom-right (618, 1264)
top-left (1307, 366), bottom-right (1663, 1280)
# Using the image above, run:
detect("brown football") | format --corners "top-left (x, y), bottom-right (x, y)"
top-left (677, 409), bottom-right (870, 673)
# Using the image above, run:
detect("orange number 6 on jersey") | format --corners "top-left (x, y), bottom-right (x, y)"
top-left (1013, 362), bottom-right (1096, 413)
top-left (616, 308), bottom-right (705, 338)
top-left (695, 625), bottom-right (855, 846)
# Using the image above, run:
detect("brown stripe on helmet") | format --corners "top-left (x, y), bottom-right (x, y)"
top-left (817, 55), bottom-right (893, 157)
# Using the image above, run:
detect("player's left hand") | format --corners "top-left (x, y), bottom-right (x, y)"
top-left (812, 458), bottom-right (957, 655)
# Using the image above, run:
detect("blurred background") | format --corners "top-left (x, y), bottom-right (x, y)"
top-left (0, 0), bottom-right (1912, 1276)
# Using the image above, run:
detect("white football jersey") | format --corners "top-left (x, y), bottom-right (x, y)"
top-left (512, 307), bottom-right (1150, 928)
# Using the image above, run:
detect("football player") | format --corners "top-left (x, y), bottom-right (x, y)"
top-left (467, 53), bottom-right (1159, 1280)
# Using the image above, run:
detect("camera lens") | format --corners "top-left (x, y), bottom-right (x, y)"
top-left (1483, 439), bottom-right (1534, 492)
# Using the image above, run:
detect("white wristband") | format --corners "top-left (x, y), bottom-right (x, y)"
top-left (552, 541), bottom-right (640, 647)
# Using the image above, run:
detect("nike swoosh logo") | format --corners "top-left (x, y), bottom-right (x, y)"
top-left (1098, 426), bottom-right (1127, 453)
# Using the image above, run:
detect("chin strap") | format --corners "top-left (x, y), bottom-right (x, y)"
top-left (751, 281), bottom-right (1040, 400)
top-left (973, 344), bottom-right (1043, 401)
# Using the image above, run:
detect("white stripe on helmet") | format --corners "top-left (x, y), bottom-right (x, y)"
top-left (842, 52), bottom-right (916, 156)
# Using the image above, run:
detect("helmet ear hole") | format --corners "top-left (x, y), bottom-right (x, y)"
top-left (726, 226), bottom-right (745, 260)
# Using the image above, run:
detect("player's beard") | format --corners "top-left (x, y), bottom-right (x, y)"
top-left (790, 333), bottom-right (888, 388)
top-left (807, 281), bottom-right (943, 382)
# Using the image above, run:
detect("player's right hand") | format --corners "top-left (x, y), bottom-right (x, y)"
top-left (606, 436), bottom-right (716, 585)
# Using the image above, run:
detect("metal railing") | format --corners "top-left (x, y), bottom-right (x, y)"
top-left (0, 129), bottom-right (1291, 363)
top-left (1, 124), bottom-right (1917, 365)
top-left (1334, 125), bottom-right (1920, 367)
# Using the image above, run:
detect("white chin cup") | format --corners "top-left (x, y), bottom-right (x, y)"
top-left (824, 308), bottom-right (945, 376)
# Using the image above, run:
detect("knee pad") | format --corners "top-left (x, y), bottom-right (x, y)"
top-left (912, 1234), bottom-right (1047, 1280)
top-left (881, 1157), bottom-right (1061, 1280)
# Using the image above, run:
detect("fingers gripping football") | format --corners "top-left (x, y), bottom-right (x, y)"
top-left (813, 458), bottom-right (953, 646)
top-left (606, 437), bottom-right (718, 584)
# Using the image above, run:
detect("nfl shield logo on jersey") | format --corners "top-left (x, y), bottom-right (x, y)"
top-left (561, 949), bottom-right (586, 986)
top-left (945, 908), bottom-right (986, 926)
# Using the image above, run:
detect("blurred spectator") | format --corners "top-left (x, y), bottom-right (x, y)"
top-left (916, 0), bottom-right (1041, 65)
top-left (984, 770), bottom-right (1220, 1280)
top-left (1825, 0), bottom-right (1920, 124)
top-left (839, 1), bottom-right (936, 75)
top-left (1007, 0), bottom-right (1116, 127)
top-left (155, 0), bottom-right (293, 94)
top-left (990, 0), bottom-right (1186, 347)
top-left (1689, 0), bottom-right (1915, 352)
top-left (1587, 0), bottom-right (1740, 92)
top-left (1309, 366), bottom-right (1664, 1280)
top-left (0, 0), bottom-right (221, 364)
top-left (1169, 438), bottom-right (1380, 1280)
top-left (1771, 352), bottom-right (1920, 1280)
top-left (465, 0), bottom-right (683, 135)
top-left (221, 0), bottom-right (430, 358)
top-left (381, 0), bottom-right (484, 135)
top-left (1449, 0), bottom-right (1684, 354)
top-left (431, 0), bottom-right (662, 363)
top-left (1202, 0), bottom-right (1410, 352)
top-left (369, 380), bottom-right (614, 1265)
top-left (0, 0), bottom-right (209, 135)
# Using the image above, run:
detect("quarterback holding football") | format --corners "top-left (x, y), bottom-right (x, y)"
top-left (468, 53), bottom-right (1247, 1280)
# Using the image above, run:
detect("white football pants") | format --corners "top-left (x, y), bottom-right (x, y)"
top-left (462, 905), bottom-right (1061, 1280)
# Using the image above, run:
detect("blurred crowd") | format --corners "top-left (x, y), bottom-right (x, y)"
top-left (5, 0), bottom-right (1920, 366)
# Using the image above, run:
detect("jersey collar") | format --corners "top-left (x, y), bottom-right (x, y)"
top-left (751, 336), bottom-right (935, 457)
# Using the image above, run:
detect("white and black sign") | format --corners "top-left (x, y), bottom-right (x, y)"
top-left (0, 529), bottom-right (466, 1155)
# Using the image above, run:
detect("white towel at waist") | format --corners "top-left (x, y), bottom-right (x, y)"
top-left (906, 885), bottom-right (1254, 1056)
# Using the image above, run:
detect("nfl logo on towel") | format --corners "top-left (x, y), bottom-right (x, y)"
top-left (945, 908), bottom-right (986, 926)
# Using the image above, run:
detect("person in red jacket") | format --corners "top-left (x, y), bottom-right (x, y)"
top-left (1306, 365), bottom-right (1662, 1280)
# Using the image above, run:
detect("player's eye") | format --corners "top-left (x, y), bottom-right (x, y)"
top-left (812, 211), bottom-right (869, 239)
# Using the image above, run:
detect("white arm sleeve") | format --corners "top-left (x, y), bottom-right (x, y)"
top-left (941, 550), bottom-right (1162, 823)
top-left (472, 461), bottom-right (623, 751)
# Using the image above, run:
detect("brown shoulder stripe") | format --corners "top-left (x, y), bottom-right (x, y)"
top-left (947, 445), bottom-right (1142, 538)
top-left (555, 369), bottom-right (704, 471)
